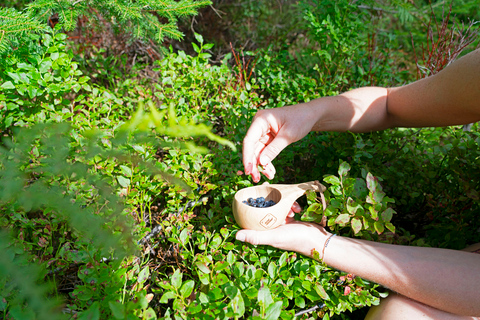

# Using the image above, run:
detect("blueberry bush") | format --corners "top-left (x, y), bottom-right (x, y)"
top-left (1, 1), bottom-right (479, 319)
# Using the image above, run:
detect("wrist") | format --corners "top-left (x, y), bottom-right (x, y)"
top-left (321, 233), bottom-right (336, 261)
top-left (307, 229), bottom-right (333, 260)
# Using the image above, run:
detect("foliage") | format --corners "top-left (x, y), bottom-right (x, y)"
top-left (1, 0), bottom-right (480, 319)
top-left (0, 8), bottom-right (46, 59)
top-left (0, 27), bottom-right (83, 130)
top-left (302, 162), bottom-right (396, 238)
top-left (157, 226), bottom-right (386, 320)
top-left (27, 0), bottom-right (211, 41)
top-left (0, 0), bottom-right (211, 60)
top-left (0, 27), bottom-right (237, 319)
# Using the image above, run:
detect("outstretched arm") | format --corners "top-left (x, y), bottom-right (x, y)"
top-left (243, 49), bottom-right (480, 182)
top-left (236, 223), bottom-right (480, 317)
top-left (310, 48), bottom-right (480, 132)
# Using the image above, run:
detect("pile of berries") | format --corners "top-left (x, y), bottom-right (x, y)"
top-left (242, 197), bottom-right (276, 208)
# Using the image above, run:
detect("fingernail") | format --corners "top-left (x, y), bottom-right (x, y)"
top-left (236, 232), bottom-right (245, 242)
top-left (260, 155), bottom-right (269, 166)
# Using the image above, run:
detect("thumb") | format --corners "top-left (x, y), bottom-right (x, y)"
top-left (259, 135), bottom-right (290, 166)
top-left (236, 230), bottom-right (272, 246)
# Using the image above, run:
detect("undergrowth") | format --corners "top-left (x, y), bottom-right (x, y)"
top-left (0, 1), bottom-right (479, 319)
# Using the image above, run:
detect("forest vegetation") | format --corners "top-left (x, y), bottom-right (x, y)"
top-left (0, 0), bottom-right (479, 319)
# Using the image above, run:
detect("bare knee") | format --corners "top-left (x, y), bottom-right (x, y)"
top-left (365, 292), bottom-right (479, 320)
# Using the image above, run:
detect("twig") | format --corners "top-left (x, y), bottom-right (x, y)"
top-left (294, 303), bottom-right (326, 317)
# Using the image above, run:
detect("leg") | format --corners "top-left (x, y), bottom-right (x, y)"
top-left (366, 243), bottom-right (480, 320)
top-left (365, 292), bottom-right (479, 320)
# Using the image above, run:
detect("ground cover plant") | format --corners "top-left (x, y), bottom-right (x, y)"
top-left (1, 0), bottom-right (479, 319)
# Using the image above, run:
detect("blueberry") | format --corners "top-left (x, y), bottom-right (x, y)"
top-left (244, 197), bottom-right (276, 208)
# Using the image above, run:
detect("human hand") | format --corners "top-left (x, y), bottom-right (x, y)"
top-left (242, 104), bottom-right (317, 182)
top-left (235, 202), bottom-right (331, 258)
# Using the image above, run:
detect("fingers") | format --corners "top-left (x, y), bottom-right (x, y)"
top-left (260, 162), bottom-right (276, 180)
top-left (236, 229), bottom-right (272, 246)
top-left (243, 117), bottom-right (271, 182)
top-left (258, 135), bottom-right (289, 167)
top-left (286, 202), bottom-right (301, 219)
top-left (292, 201), bottom-right (302, 213)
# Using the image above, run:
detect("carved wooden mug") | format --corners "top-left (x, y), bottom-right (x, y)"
top-left (232, 181), bottom-right (326, 231)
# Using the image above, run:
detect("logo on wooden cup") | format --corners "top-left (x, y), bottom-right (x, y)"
top-left (260, 213), bottom-right (277, 229)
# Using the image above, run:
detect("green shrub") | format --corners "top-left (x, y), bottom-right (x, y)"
top-left (1, 1), bottom-right (479, 319)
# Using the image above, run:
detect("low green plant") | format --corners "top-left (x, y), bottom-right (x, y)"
top-left (155, 223), bottom-right (387, 319)
top-left (2, 2), bottom-right (480, 318)
top-left (302, 161), bottom-right (396, 239)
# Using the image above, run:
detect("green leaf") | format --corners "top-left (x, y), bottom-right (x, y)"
top-left (315, 283), bottom-right (330, 300)
top-left (381, 208), bottom-right (395, 222)
top-left (374, 221), bottom-right (384, 234)
top-left (108, 301), bottom-right (125, 319)
top-left (179, 228), bottom-right (189, 245)
top-left (338, 161), bottom-right (351, 178)
top-left (368, 205), bottom-right (378, 220)
top-left (335, 213), bottom-right (350, 226)
top-left (226, 251), bottom-right (236, 265)
top-left (213, 273), bottom-right (229, 286)
top-left (278, 251), bottom-right (288, 267)
top-left (207, 287), bottom-right (224, 301)
top-left (209, 234), bottom-right (222, 250)
top-left (1, 81), bottom-right (15, 89)
top-left (267, 262), bottom-right (277, 279)
top-left (346, 198), bottom-right (362, 215)
top-left (372, 189), bottom-right (385, 203)
top-left (119, 165), bottom-right (132, 177)
top-left (194, 33), bottom-right (204, 44)
top-left (143, 308), bottom-right (157, 320)
top-left (258, 286), bottom-right (273, 307)
top-left (324, 175), bottom-right (341, 186)
top-left (198, 292), bottom-right (209, 304)
top-left (180, 280), bottom-right (195, 298)
top-left (195, 261), bottom-right (211, 274)
top-left (366, 172), bottom-right (378, 192)
top-left (192, 42), bottom-right (201, 53)
top-left (203, 43), bottom-right (214, 50)
top-left (265, 301), bottom-right (283, 320)
top-left (117, 175), bottom-right (130, 188)
top-left (78, 302), bottom-right (100, 320)
top-left (230, 292), bottom-right (245, 317)
top-left (385, 222), bottom-right (396, 233)
top-left (295, 296), bottom-right (305, 308)
top-left (171, 269), bottom-right (182, 289)
top-left (353, 178), bottom-right (368, 198)
top-left (351, 217), bottom-right (362, 234)
top-left (160, 291), bottom-right (176, 303)
top-left (138, 266), bottom-right (150, 284)
top-left (224, 283), bottom-right (238, 299)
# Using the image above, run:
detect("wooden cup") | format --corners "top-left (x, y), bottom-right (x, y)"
top-left (232, 181), bottom-right (326, 231)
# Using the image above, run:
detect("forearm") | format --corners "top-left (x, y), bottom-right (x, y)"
top-left (322, 236), bottom-right (480, 316)
top-left (306, 49), bottom-right (480, 133)
top-left (305, 87), bottom-right (394, 133)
